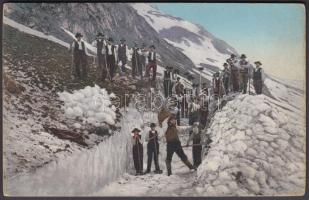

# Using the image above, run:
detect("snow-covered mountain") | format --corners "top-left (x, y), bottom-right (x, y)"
top-left (131, 3), bottom-right (238, 80)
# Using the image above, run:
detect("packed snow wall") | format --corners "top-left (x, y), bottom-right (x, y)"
top-left (4, 107), bottom-right (147, 196)
top-left (196, 94), bottom-right (305, 196)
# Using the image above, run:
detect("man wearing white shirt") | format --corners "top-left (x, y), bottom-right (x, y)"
top-left (105, 37), bottom-right (116, 81)
top-left (92, 32), bottom-right (107, 81)
top-left (239, 54), bottom-right (249, 94)
top-left (71, 32), bottom-right (87, 80)
top-left (146, 45), bottom-right (157, 81)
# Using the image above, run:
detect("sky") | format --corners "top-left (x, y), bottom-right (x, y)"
top-left (156, 3), bottom-right (306, 81)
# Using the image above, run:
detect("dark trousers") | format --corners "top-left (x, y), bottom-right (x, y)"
top-left (192, 145), bottom-right (202, 167)
top-left (240, 73), bottom-right (248, 94)
top-left (146, 62), bottom-right (157, 81)
top-left (223, 77), bottom-right (229, 95)
top-left (231, 70), bottom-right (239, 92)
top-left (118, 56), bottom-right (127, 74)
top-left (163, 80), bottom-right (171, 98)
top-left (147, 142), bottom-right (160, 171)
top-left (106, 55), bottom-right (115, 80)
top-left (166, 140), bottom-right (188, 163)
top-left (74, 52), bottom-right (87, 79)
top-left (254, 79), bottom-right (263, 94)
top-left (133, 143), bottom-right (143, 173)
top-left (98, 54), bottom-right (107, 81)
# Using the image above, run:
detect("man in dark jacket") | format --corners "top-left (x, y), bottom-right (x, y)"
top-left (145, 123), bottom-right (163, 174)
top-left (118, 38), bottom-right (127, 76)
top-left (228, 54), bottom-right (240, 92)
top-left (105, 37), bottom-right (116, 81)
top-left (146, 45), bottom-right (157, 81)
top-left (92, 32), bottom-right (107, 81)
top-left (165, 115), bottom-right (195, 176)
top-left (222, 63), bottom-right (230, 95)
top-left (71, 32), bottom-right (88, 80)
top-left (253, 61), bottom-right (263, 95)
top-left (131, 42), bottom-right (140, 79)
top-left (239, 54), bottom-right (249, 94)
top-left (132, 128), bottom-right (144, 176)
top-left (187, 122), bottom-right (202, 168)
top-left (163, 66), bottom-right (172, 98)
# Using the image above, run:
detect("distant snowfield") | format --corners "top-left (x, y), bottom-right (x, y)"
top-left (3, 16), bottom-right (70, 49)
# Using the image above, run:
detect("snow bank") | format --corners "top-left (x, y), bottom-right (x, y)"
top-left (5, 107), bottom-right (144, 196)
top-left (58, 85), bottom-right (117, 126)
top-left (3, 16), bottom-right (70, 49)
top-left (196, 94), bottom-right (306, 196)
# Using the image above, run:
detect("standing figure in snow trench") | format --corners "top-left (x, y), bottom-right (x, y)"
top-left (253, 61), bottom-right (264, 95)
top-left (199, 98), bottom-right (208, 129)
top-left (71, 32), bottom-right (88, 80)
top-left (186, 122), bottom-right (202, 168)
top-left (145, 123), bottom-right (163, 174)
top-left (92, 32), bottom-right (107, 81)
top-left (131, 42), bottom-right (140, 79)
top-left (131, 128), bottom-right (144, 176)
top-left (165, 115), bottom-right (196, 176)
top-left (139, 43), bottom-right (147, 80)
top-left (117, 38), bottom-right (127, 76)
top-left (239, 54), bottom-right (249, 94)
top-left (212, 72), bottom-right (223, 98)
top-left (105, 37), bottom-right (117, 81)
top-left (222, 63), bottom-right (230, 95)
top-left (146, 45), bottom-right (157, 82)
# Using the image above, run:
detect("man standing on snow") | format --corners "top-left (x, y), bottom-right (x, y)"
top-left (139, 43), bottom-right (148, 80)
top-left (165, 115), bottom-right (196, 176)
top-left (239, 54), bottom-right (249, 94)
top-left (253, 61), bottom-right (264, 95)
top-left (117, 38), bottom-right (127, 76)
top-left (71, 32), bottom-right (88, 80)
top-left (105, 37), bottom-right (117, 81)
top-left (186, 122), bottom-right (202, 168)
top-left (163, 66), bottom-right (172, 98)
top-left (228, 54), bottom-right (240, 92)
top-left (144, 123), bottom-right (163, 174)
top-left (132, 128), bottom-right (144, 176)
top-left (131, 42), bottom-right (140, 79)
top-left (146, 45), bottom-right (157, 82)
top-left (222, 63), bottom-right (230, 95)
top-left (92, 32), bottom-right (107, 81)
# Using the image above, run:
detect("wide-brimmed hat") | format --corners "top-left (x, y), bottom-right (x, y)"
top-left (120, 38), bottom-right (126, 42)
top-left (240, 54), bottom-right (247, 59)
top-left (254, 61), bottom-right (262, 66)
top-left (150, 123), bottom-right (156, 128)
top-left (202, 82), bottom-right (207, 86)
top-left (108, 37), bottom-right (114, 42)
top-left (131, 128), bottom-right (141, 133)
top-left (198, 67), bottom-right (204, 71)
top-left (150, 45), bottom-right (155, 49)
top-left (97, 32), bottom-right (104, 37)
top-left (75, 32), bottom-right (83, 38)
top-left (230, 54), bottom-right (236, 58)
top-left (223, 63), bottom-right (228, 67)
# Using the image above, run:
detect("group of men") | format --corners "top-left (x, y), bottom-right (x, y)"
top-left (71, 32), bottom-right (157, 82)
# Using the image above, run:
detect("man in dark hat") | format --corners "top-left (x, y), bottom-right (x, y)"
top-left (146, 45), bottom-right (157, 81)
top-left (239, 54), bottom-right (249, 94)
top-left (145, 123), bottom-right (163, 174)
top-left (165, 115), bottom-right (196, 176)
top-left (105, 37), bottom-right (116, 81)
top-left (118, 38), bottom-right (127, 76)
top-left (253, 61), bottom-right (263, 95)
top-left (131, 128), bottom-right (144, 175)
top-left (71, 32), bottom-right (88, 80)
top-left (229, 54), bottom-right (240, 92)
top-left (186, 122), bottom-right (203, 167)
top-left (92, 32), bottom-right (107, 81)
top-left (139, 43), bottom-right (148, 80)
top-left (131, 42), bottom-right (140, 79)
top-left (222, 63), bottom-right (230, 95)
top-left (163, 66), bottom-right (172, 98)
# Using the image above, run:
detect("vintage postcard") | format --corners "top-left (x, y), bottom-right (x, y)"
top-left (2, 2), bottom-right (306, 197)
